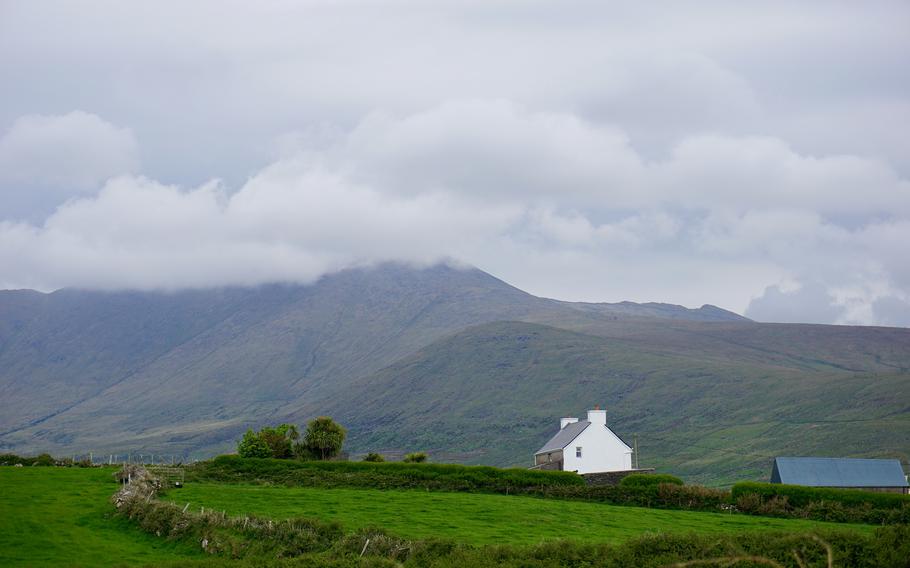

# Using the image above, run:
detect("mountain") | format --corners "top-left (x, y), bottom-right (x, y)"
top-left (1, 263), bottom-right (907, 485)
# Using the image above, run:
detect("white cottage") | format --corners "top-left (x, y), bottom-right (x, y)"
top-left (533, 407), bottom-right (633, 474)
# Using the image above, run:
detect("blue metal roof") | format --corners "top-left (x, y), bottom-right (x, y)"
top-left (771, 457), bottom-right (908, 488)
top-left (535, 420), bottom-right (589, 454)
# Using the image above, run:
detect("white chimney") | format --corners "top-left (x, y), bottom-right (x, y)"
top-left (560, 417), bottom-right (578, 429)
top-left (587, 406), bottom-right (606, 426)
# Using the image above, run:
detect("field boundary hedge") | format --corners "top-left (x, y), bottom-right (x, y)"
top-left (0, 452), bottom-right (94, 467)
top-left (187, 455), bottom-right (586, 491)
top-left (731, 482), bottom-right (910, 525)
top-left (188, 456), bottom-right (730, 512)
top-left (732, 482), bottom-right (910, 510)
top-left (187, 457), bottom-right (910, 525)
top-left (111, 464), bottom-right (910, 567)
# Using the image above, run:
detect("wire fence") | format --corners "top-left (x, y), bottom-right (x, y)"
top-left (65, 452), bottom-right (199, 466)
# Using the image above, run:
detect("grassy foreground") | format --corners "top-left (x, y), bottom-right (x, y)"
top-left (0, 467), bottom-right (202, 567)
top-left (161, 481), bottom-right (875, 546)
top-left (1, 465), bottom-right (897, 567)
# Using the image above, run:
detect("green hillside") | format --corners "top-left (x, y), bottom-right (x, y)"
top-left (313, 321), bottom-right (910, 485)
top-left (0, 264), bottom-right (575, 455)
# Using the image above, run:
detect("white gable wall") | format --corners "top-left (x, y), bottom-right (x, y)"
top-left (561, 423), bottom-right (632, 474)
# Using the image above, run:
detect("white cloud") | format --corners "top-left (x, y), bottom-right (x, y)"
top-left (0, 161), bottom-right (521, 291)
top-left (0, 111), bottom-right (139, 221)
top-left (0, 111), bottom-right (138, 191)
top-left (746, 282), bottom-right (846, 324)
top-left (340, 100), bottom-right (643, 203)
top-left (0, 100), bottom-right (908, 327)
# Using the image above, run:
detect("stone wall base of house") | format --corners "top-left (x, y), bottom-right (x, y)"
top-left (582, 468), bottom-right (655, 486)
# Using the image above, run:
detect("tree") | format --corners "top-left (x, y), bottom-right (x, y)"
top-left (34, 453), bottom-right (56, 466)
top-left (237, 428), bottom-right (271, 458)
top-left (258, 424), bottom-right (299, 459)
top-left (403, 452), bottom-right (427, 463)
top-left (302, 416), bottom-right (346, 460)
top-left (363, 452), bottom-right (385, 462)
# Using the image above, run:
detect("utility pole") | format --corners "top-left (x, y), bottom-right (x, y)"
top-left (633, 434), bottom-right (639, 470)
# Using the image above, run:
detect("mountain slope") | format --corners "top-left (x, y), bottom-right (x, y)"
top-left (317, 321), bottom-right (910, 485)
top-left (0, 265), bottom-right (548, 447)
top-left (0, 262), bottom-right (907, 486)
top-left (2, 263), bottom-right (715, 454)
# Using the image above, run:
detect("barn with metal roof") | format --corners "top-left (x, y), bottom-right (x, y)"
top-left (771, 457), bottom-right (909, 494)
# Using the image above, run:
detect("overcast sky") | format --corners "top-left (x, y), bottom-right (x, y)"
top-left (1, 1), bottom-right (908, 325)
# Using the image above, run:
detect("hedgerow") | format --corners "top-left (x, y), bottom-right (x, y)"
top-left (0, 452), bottom-right (91, 467)
top-left (186, 457), bottom-right (910, 525)
top-left (731, 482), bottom-right (910, 524)
top-left (187, 457), bottom-right (728, 512)
top-left (619, 473), bottom-right (684, 487)
top-left (186, 456), bottom-right (586, 492)
top-left (732, 482), bottom-right (910, 510)
top-left (113, 465), bottom-right (910, 567)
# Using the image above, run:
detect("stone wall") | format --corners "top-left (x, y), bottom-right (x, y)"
top-left (582, 468), bottom-right (655, 486)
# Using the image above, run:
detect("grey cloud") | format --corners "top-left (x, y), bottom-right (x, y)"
top-left (2, 2), bottom-right (907, 180)
top-left (745, 283), bottom-right (846, 325)
top-left (872, 297), bottom-right (910, 328)
top-left (0, 112), bottom-right (139, 220)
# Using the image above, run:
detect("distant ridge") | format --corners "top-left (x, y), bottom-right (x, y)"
top-left (557, 299), bottom-right (749, 322)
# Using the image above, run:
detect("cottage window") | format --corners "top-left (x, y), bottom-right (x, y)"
top-left (576, 446), bottom-right (582, 458)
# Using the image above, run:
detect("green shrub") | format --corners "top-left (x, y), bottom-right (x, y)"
top-left (259, 424), bottom-right (299, 459)
top-left (732, 482), bottom-right (910, 524)
top-left (403, 452), bottom-right (427, 463)
top-left (237, 429), bottom-right (272, 458)
top-left (0, 452), bottom-right (65, 467)
top-left (33, 453), bottom-right (56, 466)
top-left (731, 482), bottom-right (910, 510)
top-left (619, 473), bottom-right (683, 487)
top-left (363, 452), bottom-right (385, 462)
top-left (872, 524), bottom-right (910, 567)
top-left (237, 424), bottom-right (302, 459)
top-left (0, 453), bottom-right (26, 466)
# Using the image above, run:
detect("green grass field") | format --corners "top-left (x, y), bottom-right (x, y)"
top-left (0, 467), bottom-right (202, 567)
top-left (0, 466), bottom-right (882, 567)
top-left (161, 481), bottom-right (875, 546)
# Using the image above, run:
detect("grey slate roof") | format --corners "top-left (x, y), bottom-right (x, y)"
top-left (771, 457), bottom-right (909, 488)
top-left (535, 420), bottom-right (589, 454)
